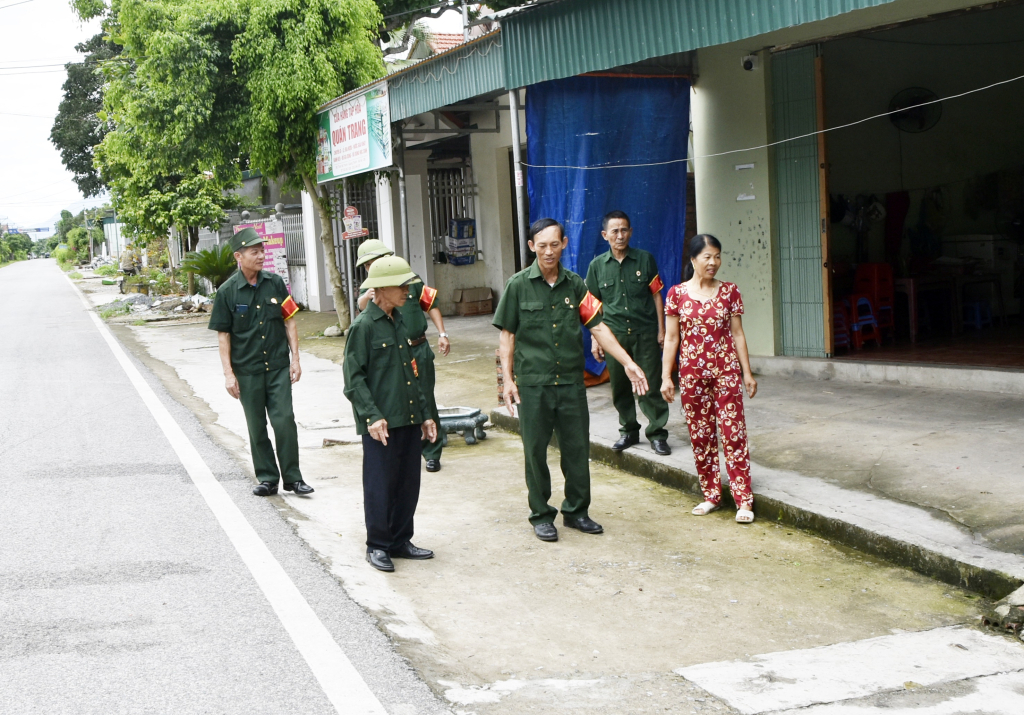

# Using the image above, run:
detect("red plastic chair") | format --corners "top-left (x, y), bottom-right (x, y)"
top-left (854, 263), bottom-right (895, 338)
top-left (843, 294), bottom-right (880, 349)
top-left (833, 301), bottom-right (851, 352)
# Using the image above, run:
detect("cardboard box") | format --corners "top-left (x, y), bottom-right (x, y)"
top-left (449, 218), bottom-right (475, 239)
top-left (452, 287), bottom-right (493, 316)
top-left (446, 235), bottom-right (476, 253)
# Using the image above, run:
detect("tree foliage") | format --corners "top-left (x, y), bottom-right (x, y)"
top-left (50, 33), bottom-right (121, 198)
top-left (78, 0), bottom-right (389, 325)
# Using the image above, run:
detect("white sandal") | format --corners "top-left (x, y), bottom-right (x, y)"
top-left (736, 509), bottom-right (755, 523)
top-left (692, 501), bottom-right (720, 516)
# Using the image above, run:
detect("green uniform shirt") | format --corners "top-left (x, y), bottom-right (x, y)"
top-left (208, 270), bottom-right (294, 375)
top-left (360, 279), bottom-right (438, 340)
top-left (492, 262), bottom-right (604, 386)
top-left (343, 301), bottom-right (431, 435)
top-left (584, 247), bottom-right (663, 336)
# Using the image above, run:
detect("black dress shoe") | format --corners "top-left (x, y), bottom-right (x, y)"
top-left (283, 480), bottom-right (315, 495)
top-left (533, 522), bottom-right (558, 542)
top-left (391, 542), bottom-right (434, 559)
top-left (563, 516), bottom-right (604, 534)
top-left (612, 434), bottom-right (640, 452)
top-left (252, 482), bottom-right (278, 496)
top-left (366, 549), bottom-right (395, 572)
top-left (425, 459), bottom-right (441, 472)
top-left (651, 440), bottom-right (672, 456)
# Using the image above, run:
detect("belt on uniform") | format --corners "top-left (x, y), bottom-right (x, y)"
top-left (407, 335), bottom-right (427, 347)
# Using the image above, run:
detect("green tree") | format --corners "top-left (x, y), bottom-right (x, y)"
top-left (233, 0), bottom-right (384, 327)
top-left (50, 33), bottom-right (121, 198)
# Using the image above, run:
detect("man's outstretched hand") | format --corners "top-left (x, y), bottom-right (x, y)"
top-left (624, 362), bottom-right (649, 395)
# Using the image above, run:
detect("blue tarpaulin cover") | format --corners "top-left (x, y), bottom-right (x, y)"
top-left (526, 75), bottom-right (691, 375)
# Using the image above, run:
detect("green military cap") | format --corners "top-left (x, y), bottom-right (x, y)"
top-left (360, 255), bottom-right (421, 289)
top-left (230, 227), bottom-right (266, 253)
top-left (355, 238), bottom-right (395, 267)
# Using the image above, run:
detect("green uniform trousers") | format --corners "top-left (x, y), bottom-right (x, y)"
top-left (518, 383), bottom-right (592, 525)
top-left (411, 341), bottom-right (442, 461)
top-left (237, 367), bottom-right (302, 485)
top-left (606, 331), bottom-right (669, 442)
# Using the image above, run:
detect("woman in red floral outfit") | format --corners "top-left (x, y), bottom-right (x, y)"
top-left (660, 235), bottom-right (758, 523)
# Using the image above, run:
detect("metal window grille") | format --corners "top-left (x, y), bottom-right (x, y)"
top-left (282, 213), bottom-right (305, 266)
top-left (427, 167), bottom-right (477, 263)
top-left (327, 179), bottom-right (382, 322)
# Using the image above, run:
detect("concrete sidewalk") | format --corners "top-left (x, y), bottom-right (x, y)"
top-left (85, 263), bottom-right (1024, 601)
top-left (490, 338), bottom-right (1024, 600)
top-left (98, 299), bottom-right (993, 714)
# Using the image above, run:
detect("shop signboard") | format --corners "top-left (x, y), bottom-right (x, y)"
top-left (234, 220), bottom-right (290, 291)
top-left (316, 81), bottom-right (392, 183)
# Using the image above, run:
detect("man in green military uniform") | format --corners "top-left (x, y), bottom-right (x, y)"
top-left (355, 240), bottom-right (450, 472)
top-left (585, 210), bottom-right (671, 456)
top-left (209, 227), bottom-right (314, 496)
top-left (344, 255), bottom-right (438, 572)
top-left (494, 218), bottom-right (649, 542)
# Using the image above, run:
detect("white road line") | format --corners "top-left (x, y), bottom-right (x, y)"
top-left (675, 626), bottom-right (1024, 714)
top-left (70, 282), bottom-right (387, 715)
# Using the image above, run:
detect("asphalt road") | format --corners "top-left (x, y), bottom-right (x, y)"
top-left (0, 259), bottom-right (449, 714)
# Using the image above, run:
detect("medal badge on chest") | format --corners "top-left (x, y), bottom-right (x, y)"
top-left (411, 358), bottom-right (419, 378)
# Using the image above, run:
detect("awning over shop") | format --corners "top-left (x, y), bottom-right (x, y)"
top-left (388, 30), bottom-right (505, 121)
top-left (500, 0), bottom-right (903, 88)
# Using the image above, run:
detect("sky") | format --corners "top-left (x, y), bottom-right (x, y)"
top-left (0, 3), bottom-right (467, 239)
top-left (0, 0), bottom-right (103, 237)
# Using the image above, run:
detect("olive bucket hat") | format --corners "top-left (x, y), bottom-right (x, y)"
top-left (355, 238), bottom-right (395, 267)
top-left (230, 227), bottom-right (266, 253)
top-left (360, 255), bottom-right (421, 290)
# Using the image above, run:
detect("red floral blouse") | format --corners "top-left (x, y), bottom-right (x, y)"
top-left (664, 282), bottom-right (744, 380)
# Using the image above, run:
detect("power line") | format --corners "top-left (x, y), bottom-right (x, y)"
top-left (0, 111), bottom-right (56, 119)
top-left (0, 0), bottom-right (33, 11)
top-left (524, 71), bottom-right (1024, 170)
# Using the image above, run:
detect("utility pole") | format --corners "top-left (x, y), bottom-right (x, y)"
top-left (461, 1), bottom-right (469, 42)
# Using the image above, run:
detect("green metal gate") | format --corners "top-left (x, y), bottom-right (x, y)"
top-left (772, 46), bottom-right (825, 358)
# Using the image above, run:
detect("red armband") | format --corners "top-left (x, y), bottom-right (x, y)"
top-left (649, 275), bottom-right (664, 294)
top-left (579, 291), bottom-right (603, 326)
top-left (282, 295), bottom-right (299, 320)
top-left (419, 285), bottom-right (438, 312)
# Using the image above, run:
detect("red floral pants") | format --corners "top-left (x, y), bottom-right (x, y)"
top-left (681, 372), bottom-right (753, 510)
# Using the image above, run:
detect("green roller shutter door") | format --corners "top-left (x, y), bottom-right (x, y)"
top-left (772, 46), bottom-right (825, 358)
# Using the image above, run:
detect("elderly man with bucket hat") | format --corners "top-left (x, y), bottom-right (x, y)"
top-left (344, 254), bottom-right (439, 572)
top-left (208, 227), bottom-right (314, 497)
top-left (354, 239), bottom-right (450, 473)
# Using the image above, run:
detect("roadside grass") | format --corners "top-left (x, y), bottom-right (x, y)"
top-left (95, 264), bottom-right (119, 277)
top-left (131, 319), bottom-right (147, 326)
top-left (68, 271), bottom-right (84, 280)
top-left (100, 305), bottom-right (130, 320)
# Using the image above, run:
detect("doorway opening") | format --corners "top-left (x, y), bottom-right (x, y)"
top-left (819, 3), bottom-right (1024, 369)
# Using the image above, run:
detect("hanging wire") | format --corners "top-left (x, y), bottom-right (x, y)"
top-left (523, 72), bottom-right (1024, 170)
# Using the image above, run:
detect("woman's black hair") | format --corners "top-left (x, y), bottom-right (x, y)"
top-left (528, 218), bottom-right (565, 241)
top-left (682, 234), bottom-right (723, 281)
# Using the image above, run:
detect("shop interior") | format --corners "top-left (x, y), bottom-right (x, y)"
top-left (821, 2), bottom-right (1024, 368)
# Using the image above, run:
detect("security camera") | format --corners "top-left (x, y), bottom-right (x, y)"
top-left (742, 55), bottom-right (759, 71)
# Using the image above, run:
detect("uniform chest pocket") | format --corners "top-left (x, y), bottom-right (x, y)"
top-left (520, 301), bottom-right (545, 324)
top-left (232, 303), bottom-right (252, 330)
top-left (627, 272), bottom-right (650, 297)
top-left (263, 302), bottom-right (283, 320)
top-left (372, 337), bottom-right (397, 364)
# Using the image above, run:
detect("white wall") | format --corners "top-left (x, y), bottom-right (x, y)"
top-left (393, 100), bottom-right (527, 315)
top-left (692, 43), bottom-right (777, 357)
top-left (301, 190), bottom-right (333, 312)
